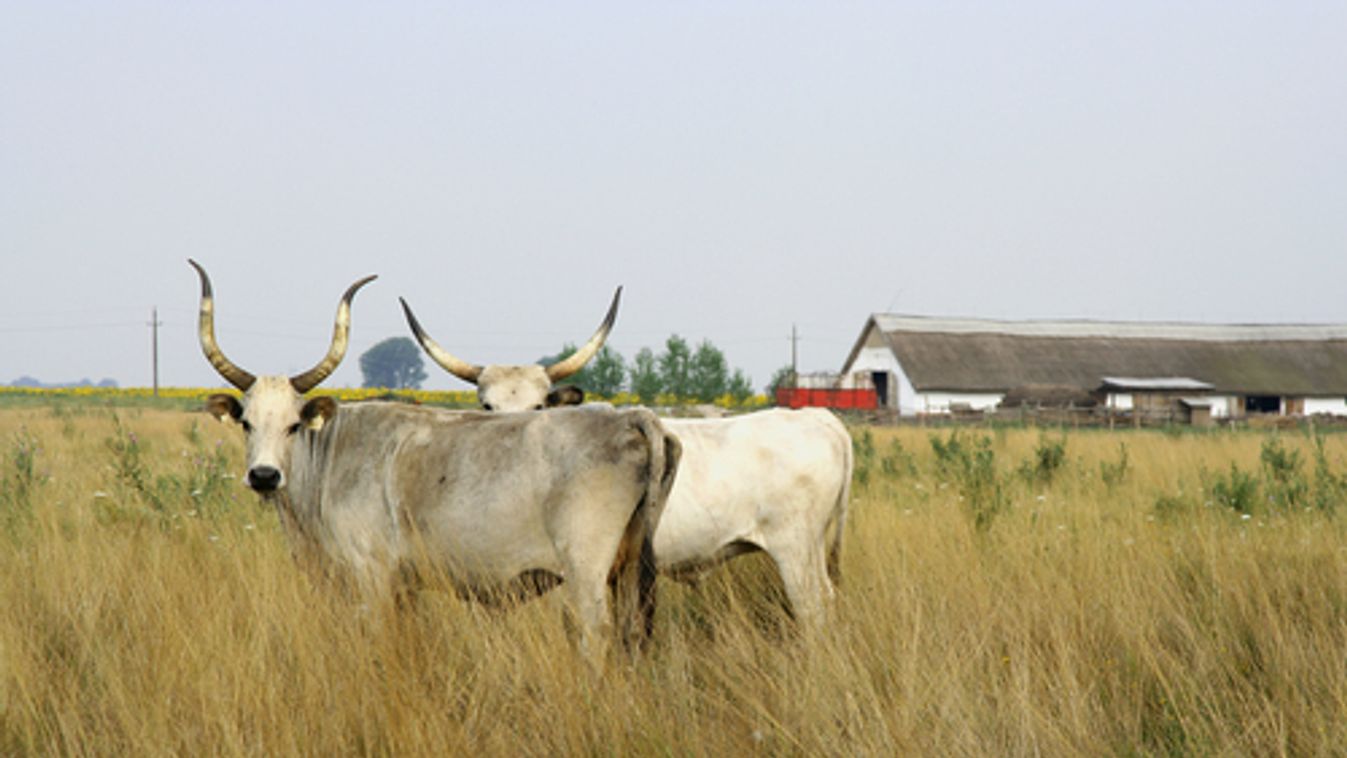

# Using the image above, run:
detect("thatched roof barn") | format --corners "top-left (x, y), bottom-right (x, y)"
top-left (840, 315), bottom-right (1347, 417)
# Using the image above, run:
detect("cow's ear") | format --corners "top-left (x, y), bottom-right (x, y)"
top-left (546, 385), bottom-right (586, 407)
top-left (206, 394), bottom-right (242, 423)
top-left (300, 396), bottom-right (338, 431)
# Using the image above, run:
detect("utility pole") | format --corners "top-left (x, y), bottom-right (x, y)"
top-left (790, 323), bottom-right (799, 386)
top-left (148, 307), bottom-right (162, 397)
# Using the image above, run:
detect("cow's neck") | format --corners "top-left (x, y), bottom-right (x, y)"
top-left (270, 429), bottom-right (335, 562)
top-left (263, 489), bottom-right (323, 568)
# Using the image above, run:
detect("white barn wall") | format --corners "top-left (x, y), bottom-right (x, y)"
top-left (842, 325), bottom-right (1006, 415)
top-left (842, 337), bottom-right (923, 413)
top-left (843, 343), bottom-right (927, 415)
top-left (896, 372), bottom-right (919, 415)
top-left (843, 345), bottom-right (902, 383)
top-left (913, 391), bottom-right (1004, 414)
top-left (1305, 397), bottom-right (1347, 416)
top-left (1108, 394), bottom-right (1235, 417)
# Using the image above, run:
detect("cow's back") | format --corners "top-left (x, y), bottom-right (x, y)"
top-left (377, 404), bottom-right (667, 586)
top-left (654, 408), bottom-right (849, 572)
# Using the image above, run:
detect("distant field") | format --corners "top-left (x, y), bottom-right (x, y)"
top-left (2, 402), bottom-right (1346, 754)
top-left (0, 386), bottom-right (481, 411)
top-left (0, 386), bottom-right (770, 411)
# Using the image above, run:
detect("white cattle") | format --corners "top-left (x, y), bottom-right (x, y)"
top-left (190, 261), bottom-right (680, 656)
top-left (400, 302), bottom-right (853, 629)
top-left (650, 409), bottom-right (851, 628)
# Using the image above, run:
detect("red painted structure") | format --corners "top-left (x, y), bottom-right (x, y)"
top-left (775, 387), bottom-right (878, 410)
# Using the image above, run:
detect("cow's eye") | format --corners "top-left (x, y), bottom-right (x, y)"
top-left (482, 403), bottom-right (494, 411)
top-left (240, 420), bottom-right (253, 434)
top-left (533, 404), bottom-right (543, 411)
top-left (287, 423), bottom-right (302, 436)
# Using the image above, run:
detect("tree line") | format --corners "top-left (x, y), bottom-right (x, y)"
top-left (360, 335), bottom-right (780, 404)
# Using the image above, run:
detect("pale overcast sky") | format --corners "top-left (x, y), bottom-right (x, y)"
top-left (2, 3), bottom-right (1345, 391)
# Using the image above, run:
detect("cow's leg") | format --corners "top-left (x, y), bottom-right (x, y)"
top-left (555, 510), bottom-right (621, 663)
top-left (767, 537), bottom-right (834, 634)
top-left (552, 473), bottom-right (645, 663)
top-left (563, 562), bottom-right (613, 664)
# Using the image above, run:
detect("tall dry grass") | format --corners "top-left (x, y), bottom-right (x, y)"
top-left (2, 406), bottom-right (1347, 755)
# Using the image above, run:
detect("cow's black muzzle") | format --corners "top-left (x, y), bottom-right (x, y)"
top-left (247, 466), bottom-right (282, 492)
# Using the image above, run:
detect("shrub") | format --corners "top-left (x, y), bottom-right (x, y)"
top-left (1152, 492), bottom-right (1191, 521)
top-left (930, 431), bottom-right (1005, 531)
top-left (0, 428), bottom-right (45, 536)
top-left (104, 413), bottom-right (164, 514)
top-left (1019, 433), bottom-right (1068, 485)
top-left (929, 430), bottom-right (968, 476)
top-left (1260, 436), bottom-right (1307, 510)
top-left (852, 429), bottom-right (876, 487)
top-left (1100, 443), bottom-right (1130, 489)
top-left (96, 416), bottom-right (249, 530)
top-left (879, 438), bottom-right (916, 479)
top-left (1205, 462), bottom-right (1259, 515)
top-left (1311, 432), bottom-right (1347, 513)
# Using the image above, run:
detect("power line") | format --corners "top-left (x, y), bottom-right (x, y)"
top-left (0, 306), bottom-right (150, 321)
top-left (0, 322), bottom-right (144, 334)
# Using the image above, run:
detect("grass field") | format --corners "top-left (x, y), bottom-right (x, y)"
top-left (2, 402), bottom-right (1346, 755)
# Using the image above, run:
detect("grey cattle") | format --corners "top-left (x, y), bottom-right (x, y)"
top-left (400, 301), bottom-right (852, 630)
top-left (191, 262), bottom-right (679, 656)
top-left (400, 287), bottom-right (620, 411)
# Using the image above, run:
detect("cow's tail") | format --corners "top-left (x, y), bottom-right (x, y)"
top-left (615, 411), bottom-right (681, 652)
top-left (826, 413), bottom-right (853, 587)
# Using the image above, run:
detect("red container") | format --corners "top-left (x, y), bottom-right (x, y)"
top-left (775, 388), bottom-right (877, 410)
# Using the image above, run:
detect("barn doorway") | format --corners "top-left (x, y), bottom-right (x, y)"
top-left (871, 371), bottom-right (890, 408)
top-left (1245, 395), bottom-right (1280, 414)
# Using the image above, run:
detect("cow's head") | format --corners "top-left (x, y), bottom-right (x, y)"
top-left (190, 259), bottom-right (375, 493)
top-left (399, 288), bottom-right (619, 412)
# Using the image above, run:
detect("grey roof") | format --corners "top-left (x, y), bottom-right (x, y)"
top-left (1100, 377), bottom-right (1214, 391)
top-left (872, 314), bottom-right (1347, 342)
top-left (851, 315), bottom-right (1347, 396)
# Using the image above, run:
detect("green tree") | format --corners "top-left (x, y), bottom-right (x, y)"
top-left (630, 347), bottom-right (662, 402)
top-left (586, 346), bottom-right (627, 397)
top-left (658, 334), bottom-right (693, 398)
top-left (540, 342), bottom-right (588, 391)
top-left (689, 340), bottom-right (729, 402)
top-left (540, 344), bottom-right (626, 398)
top-left (360, 337), bottom-right (427, 389)
top-left (728, 369), bottom-right (754, 403)
top-left (767, 365), bottom-right (796, 404)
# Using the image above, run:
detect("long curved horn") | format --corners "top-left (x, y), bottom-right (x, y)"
top-left (399, 297), bottom-right (482, 385)
top-left (545, 286), bottom-right (622, 381)
top-left (189, 259), bottom-right (256, 392)
top-left (290, 274), bottom-right (378, 394)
